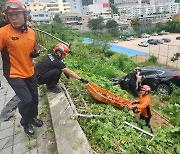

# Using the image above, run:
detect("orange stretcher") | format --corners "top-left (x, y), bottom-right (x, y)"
top-left (87, 82), bottom-right (132, 109)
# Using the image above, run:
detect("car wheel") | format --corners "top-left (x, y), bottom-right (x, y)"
top-left (156, 83), bottom-right (170, 94)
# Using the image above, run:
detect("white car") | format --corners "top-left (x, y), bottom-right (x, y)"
top-left (113, 40), bottom-right (119, 43)
top-left (138, 41), bottom-right (149, 47)
top-left (141, 33), bottom-right (150, 38)
top-left (128, 36), bottom-right (134, 40)
top-left (152, 33), bottom-right (158, 36)
top-left (158, 30), bottom-right (169, 35)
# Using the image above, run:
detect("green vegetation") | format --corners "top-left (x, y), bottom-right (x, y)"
top-left (166, 19), bottom-right (180, 33)
top-left (88, 17), bottom-right (104, 31)
top-left (36, 22), bottom-right (180, 153)
top-left (106, 20), bottom-right (119, 37)
top-left (162, 86), bottom-right (180, 126)
top-left (130, 17), bottom-right (141, 31)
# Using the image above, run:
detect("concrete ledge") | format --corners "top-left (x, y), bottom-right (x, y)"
top-left (47, 86), bottom-right (93, 154)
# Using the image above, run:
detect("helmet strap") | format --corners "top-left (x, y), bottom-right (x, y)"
top-left (55, 50), bottom-right (63, 60)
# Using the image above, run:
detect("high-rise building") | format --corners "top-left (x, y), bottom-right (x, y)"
top-left (69, 0), bottom-right (110, 15)
top-left (149, 0), bottom-right (175, 5)
top-left (69, 0), bottom-right (83, 15)
top-left (114, 0), bottom-right (141, 5)
top-left (58, 0), bottom-right (71, 14)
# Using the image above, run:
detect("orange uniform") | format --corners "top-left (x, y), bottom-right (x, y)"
top-left (136, 94), bottom-right (152, 118)
top-left (0, 24), bottom-right (37, 78)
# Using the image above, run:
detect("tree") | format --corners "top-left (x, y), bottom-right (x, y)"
top-left (130, 17), bottom-right (141, 31)
top-left (166, 19), bottom-right (180, 33)
top-left (175, 0), bottom-right (180, 2)
top-left (155, 22), bottom-right (164, 31)
top-left (106, 19), bottom-right (119, 37)
top-left (53, 14), bottom-right (62, 24)
top-left (110, 4), bottom-right (118, 14)
top-left (88, 17), bottom-right (104, 30)
top-left (106, 19), bottom-right (118, 29)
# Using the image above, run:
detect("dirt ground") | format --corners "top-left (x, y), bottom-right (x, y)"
top-left (150, 112), bottom-right (173, 128)
top-left (114, 33), bottom-right (180, 68)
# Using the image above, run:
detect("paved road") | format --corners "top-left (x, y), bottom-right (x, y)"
top-left (0, 66), bottom-right (50, 154)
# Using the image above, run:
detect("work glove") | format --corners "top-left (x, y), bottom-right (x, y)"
top-left (30, 49), bottom-right (40, 58)
top-left (132, 106), bottom-right (138, 112)
top-left (79, 78), bottom-right (89, 84)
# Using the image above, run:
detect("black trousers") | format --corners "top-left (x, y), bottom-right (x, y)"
top-left (129, 83), bottom-right (139, 97)
top-left (37, 68), bottom-right (61, 87)
top-left (140, 115), bottom-right (153, 133)
top-left (6, 74), bottom-right (38, 126)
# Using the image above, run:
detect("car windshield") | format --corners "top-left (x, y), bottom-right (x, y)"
top-left (140, 70), bottom-right (157, 76)
top-left (156, 70), bottom-right (164, 75)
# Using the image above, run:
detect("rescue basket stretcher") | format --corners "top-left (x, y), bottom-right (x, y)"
top-left (87, 82), bottom-right (132, 109)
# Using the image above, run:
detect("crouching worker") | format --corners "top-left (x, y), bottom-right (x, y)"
top-left (131, 85), bottom-right (153, 133)
top-left (35, 43), bottom-right (88, 93)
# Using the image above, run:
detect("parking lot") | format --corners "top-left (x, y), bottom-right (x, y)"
top-left (115, 33), bottom-right (180, 68)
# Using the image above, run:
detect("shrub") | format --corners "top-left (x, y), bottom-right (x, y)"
top-left (148, 55), bottom-right (158, 63)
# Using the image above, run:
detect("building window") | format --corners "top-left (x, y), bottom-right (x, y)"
top-left (39, 14), bottom-right (44, 17)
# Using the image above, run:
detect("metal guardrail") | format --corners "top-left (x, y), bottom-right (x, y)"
top-left (33, 28), bottom-right (70, 50)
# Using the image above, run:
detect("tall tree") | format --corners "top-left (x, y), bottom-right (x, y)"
top-left (130, 17), bottom-right (141, 31)
top-left (88, 17), bottom-right (104, 30)
top-left (53, 14), bottom-right (62, 24)
top-left (106, 19), bottom-right (119, 37)
top-left (110, 4), bottom-right (118, 14)
top-left (106, 19), bottom-right (118, 29)
top-left (166, 19), bottom-right (180, 33)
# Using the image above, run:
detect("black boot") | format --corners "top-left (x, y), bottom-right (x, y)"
top-left (31, 118), bottom-right (43, 127)
top-left (24, 124), bottom-right (35, 135)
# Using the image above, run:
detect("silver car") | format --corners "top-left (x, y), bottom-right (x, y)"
top-left (138, 41), bottom-right (149, 47)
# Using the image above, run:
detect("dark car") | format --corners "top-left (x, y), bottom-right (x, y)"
top-left (176, 36), bottom-right (180, 40)
top-left (162, 38), bottom-right (171, 43)
top-left (112, 66), bottom-right (180, 94)
top-left (147, 39), bottom-right (158, 45)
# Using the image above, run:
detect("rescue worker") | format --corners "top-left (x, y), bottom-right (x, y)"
top-left (137, 75), bottom-right (146, 91)
top-left (131, 85), bottom-right (153, 133)
top-left (129, 66), bottom-right (141, 97)
top-left (35, 43), bottom-right (88, 93)
top-left (0, 0), bottom-right (42, 135)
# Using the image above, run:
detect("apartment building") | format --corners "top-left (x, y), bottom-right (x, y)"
top-left (25, 0), bottom-right (48, 12)
top-left (149, 0), bottom-right (175, 5)
top-left (57, 0), bottom-right (71, 14)
top-left (46, 1), bottom-right (60, 17)
top-left (25, 0), bottom-right (51, 23)
top-left (25, 0), bottom-right (71, 24)
top-left (114, 0), bottom-right (141, 5)
top-left (118, 3), bottom-right (180, 19)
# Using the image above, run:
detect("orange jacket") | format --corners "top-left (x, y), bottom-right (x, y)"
top-left (136, 94), bottom-right (152, 118)
top-left (0, 24), bottom-right (37, 78)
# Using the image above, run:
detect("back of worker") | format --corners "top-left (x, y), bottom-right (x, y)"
top-left (35, 53), bottom-right (65, 87)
